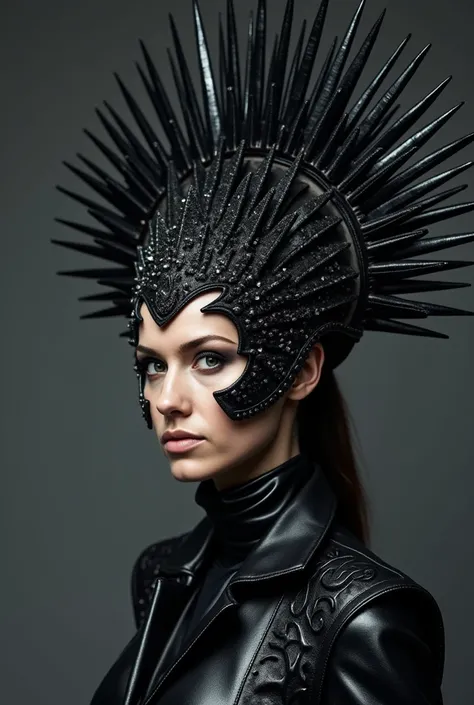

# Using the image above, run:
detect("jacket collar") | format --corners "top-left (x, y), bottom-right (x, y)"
top-left (159, 460), bottom-right (338, 590)
top-left (137, 460), bottom-right (338, 705)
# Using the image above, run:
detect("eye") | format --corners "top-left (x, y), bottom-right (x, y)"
top-left (134, 357), bottom-right (165, 376)
top-left (135, 351), bottom-right (227, 377)
top-left (143, 359), bottom-right (164, 376)
top-left (195, 352), bottom-right (224, 371)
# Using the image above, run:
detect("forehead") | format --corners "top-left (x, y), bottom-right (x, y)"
top-left (138, 289), bottom-right (237, 340)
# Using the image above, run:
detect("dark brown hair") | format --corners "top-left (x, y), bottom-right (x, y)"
top-left (296, 365), bottom-right (371, 545)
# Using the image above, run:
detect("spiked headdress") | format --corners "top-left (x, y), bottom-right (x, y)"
top-left (53, 0), bottom-right (474, 425)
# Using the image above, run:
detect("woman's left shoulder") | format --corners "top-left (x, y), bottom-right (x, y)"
top-left (313, 524), bottom-right (445, 704)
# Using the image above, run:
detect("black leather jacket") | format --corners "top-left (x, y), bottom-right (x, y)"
top-left (90, 465), bottom-right (445, 704)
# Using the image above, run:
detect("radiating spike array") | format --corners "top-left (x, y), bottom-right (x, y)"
top-left (54, 0), bottom-right (474, 419)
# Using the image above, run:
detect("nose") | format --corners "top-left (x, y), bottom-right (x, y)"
top-left (152, 368), bottom-right (192, 417)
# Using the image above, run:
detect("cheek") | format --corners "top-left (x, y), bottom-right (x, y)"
top-left (208, 405), bottom-right (281, 454)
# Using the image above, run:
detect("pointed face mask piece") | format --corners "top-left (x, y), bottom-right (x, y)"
top-left (54, 0), bottom-right (474, 426)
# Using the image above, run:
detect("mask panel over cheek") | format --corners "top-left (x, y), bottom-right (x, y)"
top-left (54, 0), bottom-right (474, 430)
top-left (129, 308), bottom-right (153, 429)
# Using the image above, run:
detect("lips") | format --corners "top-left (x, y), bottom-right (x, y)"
top-left (161, 431), bottom-right (204, 444)
top-left (163, 437), bottom-right (205, 453)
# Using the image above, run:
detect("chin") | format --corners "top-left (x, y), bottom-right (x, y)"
top-left (168, 458), bottom-right (215, 483)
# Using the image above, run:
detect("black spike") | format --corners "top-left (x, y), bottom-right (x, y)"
top-left (168, 14), bottom-right (208, 158)
top-left (328, 8), bottom-right (386, 123)
top-left (369, 103), bottom-right (401, 142)
top-left (63, 160), bottom-right (135, 216)
top-left (218, 12), bottom-right (227, 120)
top-left (166, 162), bottom-right (184, 229)
top-left (243, 8), bottom-right (254, 123)
top-left (167, 49), bottom-right (207, 163)
top-left (103, 100), bottom-right (164, 180)
top-left (245, 145), bottom-right (276, 214)
top-left (93, 108), bottom-right (161, 192)
top-left (226, 0), bottom-right (243, 119)
top-left (215, 172), bottom-right (252, 249)
top-left (97, 277), bottom-right (134, 292)
top-left (360, 189), bottom-right (463, 238)
top-left (337, 146), bottom-right (384, 192)
top-left (274, 0), bottom-right (295, 121)
top-left (211, 141), bottom-right (246, 225)
top-left (83, 127), bottom-right (155, 199)
top-left (372, 132), bottom-right (474, 206)
top-left (56, 185), bottom-right (119, 218)
top-left (352, 44), bottom-right (431, 157)
top-left (367, 162), bottom-right (473, 218)
top-left (249, 0), bottom-right (264, 124)
top-left (369, 102), bottom-right (464, 177)
top-left (266, 148), bottom-right (305, 229)
top-left (138, 41), bottom-right (190, 172)
top-left (114, 71), bottom-right (169, 168)
top-left (78, 291), bottom-right (128, 302)
top-left (392, 231), bottom-right (474, 259)
top-left (57, 267), bottom-right (133, 280)
top-left (87, 208), bottom-right (143, 241)
top-left (94, 106), bottom-right (141, 161)
top-left (54, 217), bottom-right (136, 251)
top-left (227, 85), bottom-right (240, 151)
top-left (285, 100), bottom-right (310, 155)
top-left (281, 19), bottom-right (306, 126)
top-left (380, 279), bottom-right (471, 295)
top-left (55, 218), bottom-right (136, 261)
top-left (345, 34), bottom-right (411, 134)
top-left (396, 200), bottom-right (474, 232)
top-left (315, 112), bottom-right (349, 170)
top-left (368, 293), bottom-right (428, 318)
top-left (262, 32), bottom-right (280, 146)
top-left (354, 76), bottom-right (452, 171)
top-left (367, 229), bottom-right (427, 255)
top-left (193, 0), bottom-right (222, 148)
top-left (306, 36), bottom-right (338, 134)
top-left (306, 85), bottom-right (351, 162)
top-left (51, 239), bottom-right (131, 266)
top-left (77, 153), bottom-right (151, 212)
top-left (310, 0), bottom-right (366, 125)
top-left (80, 306), bottom-right (127, 319)
top-left (284, 0), bottom-right (329, 126)
top-left (370, 259), bottom-right (474, 279)
top-left (409, 301), bottom-right (474, 317)
top-left (347, 141), bottom-right (420, 205)
top-left (325, 127), bottom-right (361, 182)
top-left (364, 318), bottom-right (449, 338)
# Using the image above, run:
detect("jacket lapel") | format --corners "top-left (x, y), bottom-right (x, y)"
top-left (141, 461), bottom-right (338, 703)
top-left (123, 518), bottom-right (214, 705)
top-left (123, 575), bottom-right (191, 705)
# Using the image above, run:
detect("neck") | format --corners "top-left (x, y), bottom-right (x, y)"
top-left (195, 452), bottom-right (313, 568)
top-left (212, 439), bottom-right (301, 492)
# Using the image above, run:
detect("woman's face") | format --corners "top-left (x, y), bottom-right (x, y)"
top-left (136, 289), bottom-right (314, 489)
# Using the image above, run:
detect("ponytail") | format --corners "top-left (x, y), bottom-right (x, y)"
top-left (296, 366), bottom-right (371, 545)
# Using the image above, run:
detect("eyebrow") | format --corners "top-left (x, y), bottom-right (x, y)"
top-left (136, 335), bottom-right (238, 357)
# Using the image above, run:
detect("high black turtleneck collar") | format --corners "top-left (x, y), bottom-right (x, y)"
top-left (194, 453), bottom-right (314, 568)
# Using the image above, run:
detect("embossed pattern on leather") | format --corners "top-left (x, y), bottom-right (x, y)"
top-left (238, 536), bottom-right (417, 705)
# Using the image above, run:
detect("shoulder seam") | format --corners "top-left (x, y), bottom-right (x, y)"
top-left (330, 537), bottom-right (408, 580)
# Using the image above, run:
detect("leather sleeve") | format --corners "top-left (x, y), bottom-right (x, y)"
top-left (320, 588), bottom-right (444, 705)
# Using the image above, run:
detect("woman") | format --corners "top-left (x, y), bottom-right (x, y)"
top-left (53, 0), bottom-right (474, 702)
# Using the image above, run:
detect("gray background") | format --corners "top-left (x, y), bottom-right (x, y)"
top-left (2, 0), bottom-right (473, 702)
